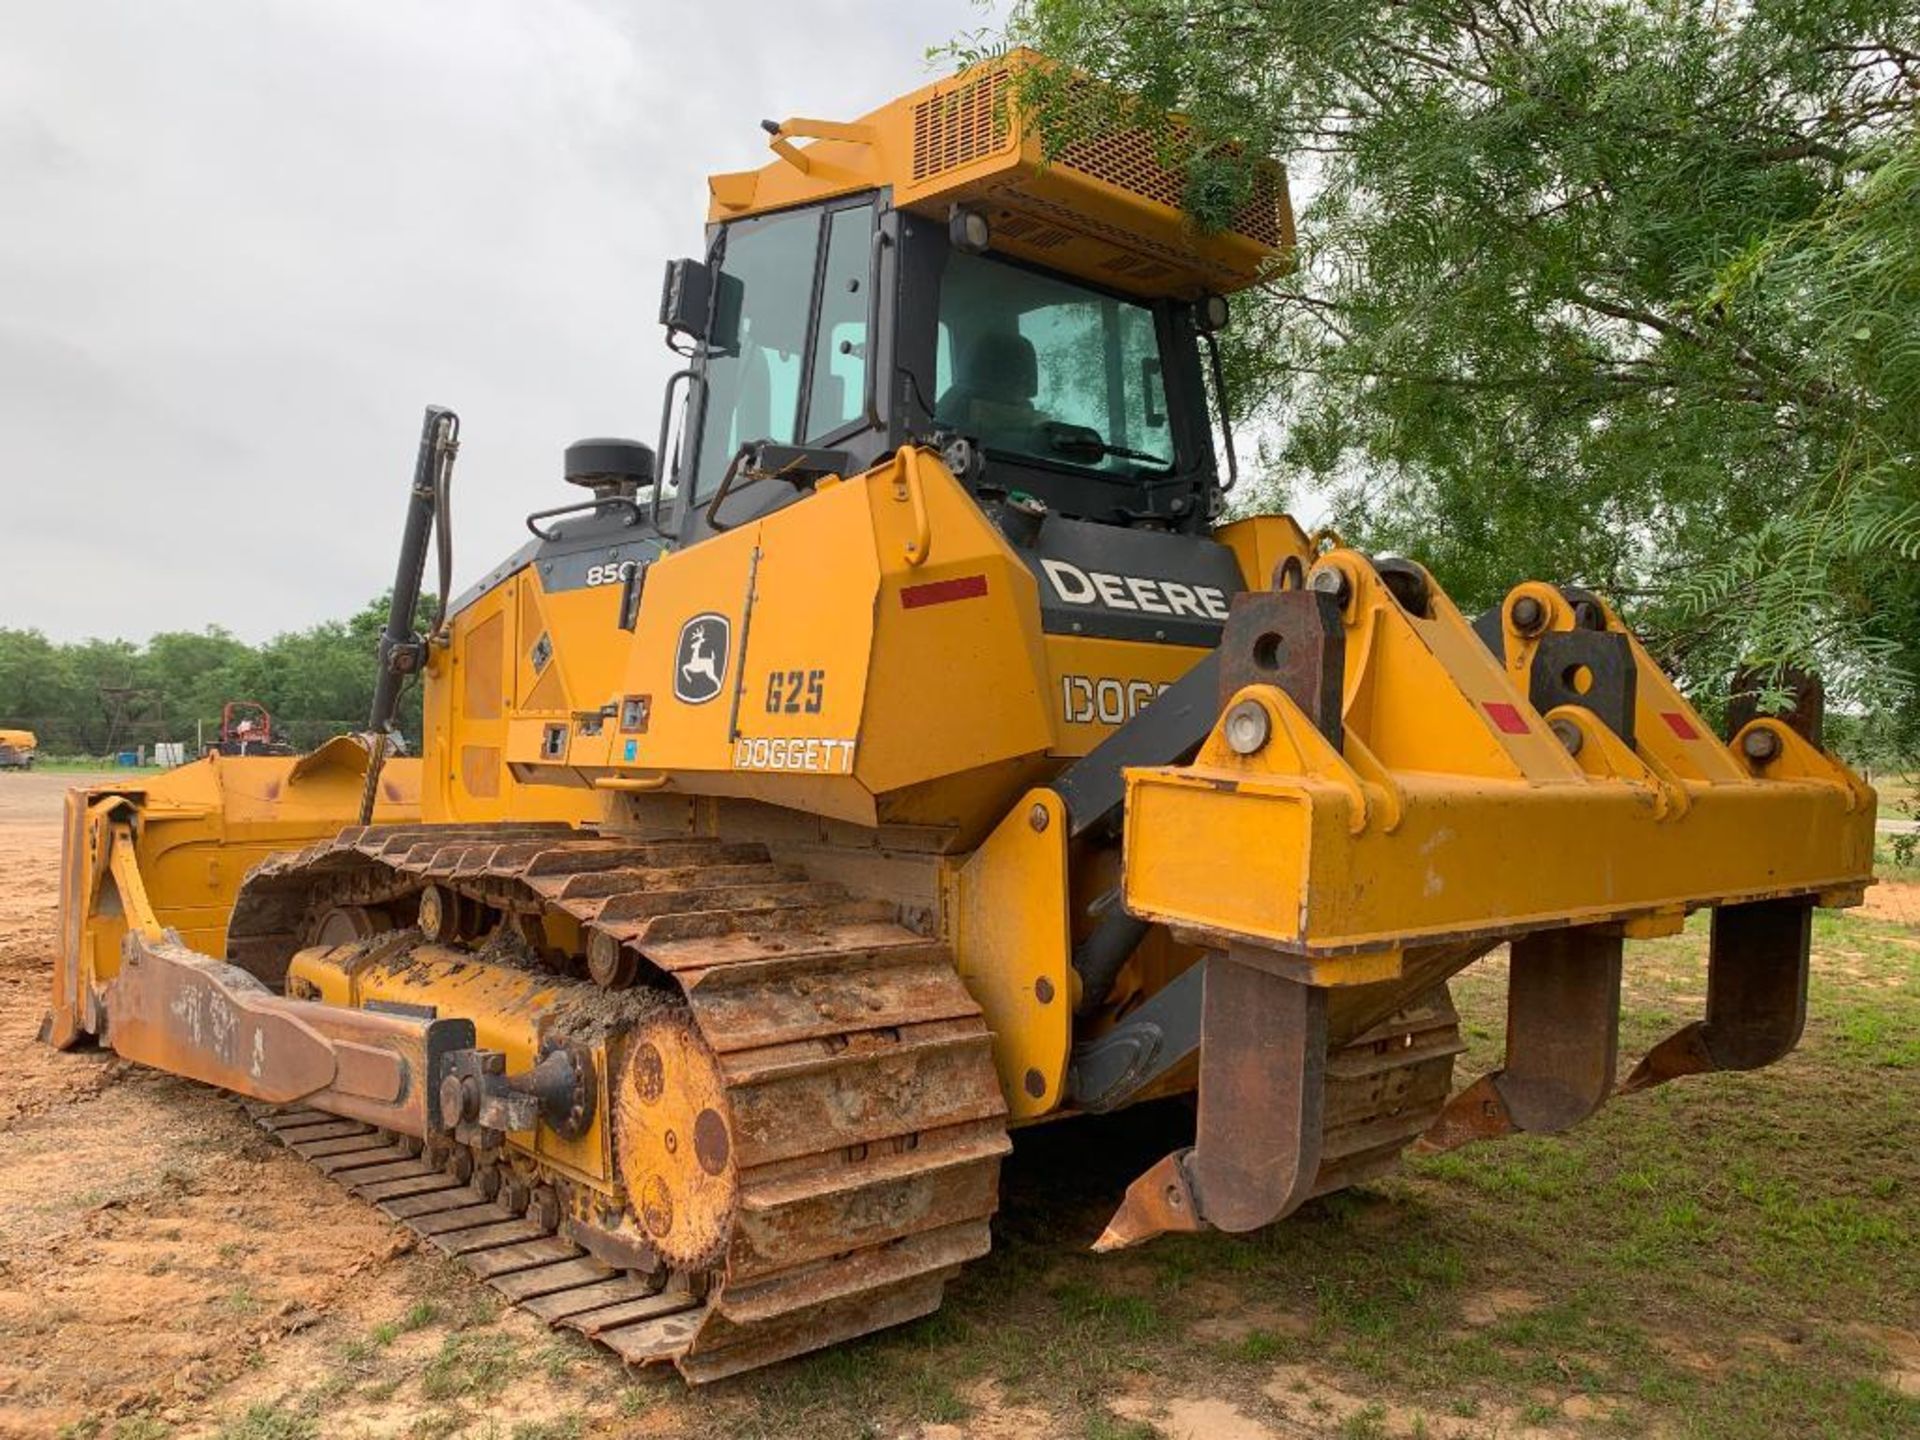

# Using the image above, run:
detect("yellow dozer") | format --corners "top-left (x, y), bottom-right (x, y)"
top-left (49, 53), bottom-right (1876, 1382)
top-left (0, 728), bottom-right (37, 769)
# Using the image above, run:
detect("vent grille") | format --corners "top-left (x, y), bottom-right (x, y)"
top-left (1057, 128), bottom-right (1184, 211)
top-left (1057, 129), bottom-right (1287, 250)
top-left (1097, 252), bottom-right (1177, 282)
top-left (994, 212), bottom-right (1075, 250)
top-left (912, 68), bottom-right (1013, 181)
top-left (911, 66), bottom-right (1288, 259)
top-left (1010, 190), bottom-right (1246, 287)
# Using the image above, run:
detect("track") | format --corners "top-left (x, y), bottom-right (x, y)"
top-left (227, 823), bottom-right (1008, 1381)
top-left (220, 822), bottom-right (1462, 1381)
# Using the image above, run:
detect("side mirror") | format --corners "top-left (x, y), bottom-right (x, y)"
top-left (659, 258), bottom-right (713, 343)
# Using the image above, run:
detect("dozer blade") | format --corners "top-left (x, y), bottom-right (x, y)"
top-left (1100, 549), bottom-right (1875, 1247)
top-left (47, 737), bottom-right (421, 1050)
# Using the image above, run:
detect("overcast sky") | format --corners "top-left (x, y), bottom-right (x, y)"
top-left (0, 0), bottom-right (997, 642)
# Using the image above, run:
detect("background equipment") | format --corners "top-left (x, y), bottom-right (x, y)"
top-left (0, 729), bottom-right (36, 770)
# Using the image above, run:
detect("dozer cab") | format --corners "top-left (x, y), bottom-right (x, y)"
top-left (48, 53), bottom-right (1876, 1382)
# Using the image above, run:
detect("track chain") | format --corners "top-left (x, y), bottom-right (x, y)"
top-left (230, 823), bottom-right (1009, 1381)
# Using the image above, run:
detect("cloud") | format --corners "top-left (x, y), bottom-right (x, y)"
top-left (0, 0), bottom-right (989, 641)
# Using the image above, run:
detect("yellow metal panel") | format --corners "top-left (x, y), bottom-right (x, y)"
top-left (463, 610), bottom-right (505, 720)
top-left (425, 570), bottom-right (611, 827)
top-left (859, 451), bottom-right (1055, 800)
top-left (1488, 582), bottom-right (1744, 786)
top-left (586, 449), bottom-right (1054, 829)
top-left (1125, 685), bottom-right (1876, 957)
top-left (1212, 515), bottom-right (1315, 592)
top-left (947, 789), bottom-right (1071, 1118)
top-left (460, 745), bottom-right (502, 798)
top-left (1123, 551), bottom-right (1872, 974)
top-left (1326, 553), bottom-right (1579, 781)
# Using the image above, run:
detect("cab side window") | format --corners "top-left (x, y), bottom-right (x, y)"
top-left (694, 209), bottom-right (816, 498)
top-left (693, 200), bottom-right (875, 501)
top-left (805, 205), bottom-right (872, 438)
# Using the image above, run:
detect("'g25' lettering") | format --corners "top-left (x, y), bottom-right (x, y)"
top-left (765, 668), bottom-right (825, 715)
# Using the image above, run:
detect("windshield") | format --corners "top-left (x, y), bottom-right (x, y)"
top-left (935, 250), bottom-right (1173, 478)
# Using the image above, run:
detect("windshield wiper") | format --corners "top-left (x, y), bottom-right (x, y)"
top-left (1040, 421), bottom-right (1168, 468)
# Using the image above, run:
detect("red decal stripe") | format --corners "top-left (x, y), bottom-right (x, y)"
top-left (1483, 700), bottom-right (1530, 735)
top-left (900, 574), bottom-right (989, 609)
top-left (1661, 711), bottom-right (1700, 740)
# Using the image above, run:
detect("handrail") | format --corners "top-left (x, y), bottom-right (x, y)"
top-left (594, 774), bottom-right (671, 792)
top-left (893, 451), bottom-right (931, 567)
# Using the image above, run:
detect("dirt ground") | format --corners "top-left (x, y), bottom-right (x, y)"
top-left (0, 773), bottom-right (631, 1440)
top-left (2, 769), bottom-right (1916, 1440)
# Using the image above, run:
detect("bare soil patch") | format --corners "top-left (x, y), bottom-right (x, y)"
top-left (1859, 877), bottom-right (1920, 926)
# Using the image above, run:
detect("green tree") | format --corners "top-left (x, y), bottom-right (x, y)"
top-left (0, 595), bottom-right (432, 756)
top-left (985, 0), bottom-right (1920, 736)
top-left (143, 628), bottom-right (258, 728)
top-left (0, 629), bottom-right (66, 722)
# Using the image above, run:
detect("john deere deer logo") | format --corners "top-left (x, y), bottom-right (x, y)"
top-left (673, 613), bottom-right (730, 704)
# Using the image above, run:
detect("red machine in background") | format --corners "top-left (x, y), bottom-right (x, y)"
top-left (206, 701), bottom-right (296, 757)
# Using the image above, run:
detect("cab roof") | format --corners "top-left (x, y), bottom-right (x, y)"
top-left (706, 51), bottom-right (1294, 300)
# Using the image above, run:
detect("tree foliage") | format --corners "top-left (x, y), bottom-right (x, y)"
top-left (985, 0), bottom-right (1920, 737)
top-left (0, 596), bottom-right (427, 756)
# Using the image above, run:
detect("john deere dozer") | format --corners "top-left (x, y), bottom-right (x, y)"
top-left (48, 54), bottom-right (1876, 1382)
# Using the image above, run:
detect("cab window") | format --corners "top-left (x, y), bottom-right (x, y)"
top-left (693, 200), bottom-right (874, 499)
top-left (806, 205), bottom-right (871, 437)
top-left (935, 249), bottom-right (1172, 478)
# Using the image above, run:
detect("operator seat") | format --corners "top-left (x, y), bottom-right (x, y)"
top-left (937, 332), bottom-right (1041, 440)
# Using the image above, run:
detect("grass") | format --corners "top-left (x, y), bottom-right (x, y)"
top-left (1868, 769), bottom-right (1917, 808)
top-left (22, 758), bottom-right (164, 774)
top-left (371, 1300), bottom-right (441, 1347)
top-left (687, 907), bottom-right (1919, 1439)
top-left (186, 905), bottom-right (1918, 1440)
top-left (1876, 834), bottom-right (1920, 883)
top-left (508, 1420), bottom-right (583, 1440)
top-left (418, 1332), bottom-right (520, 1403)
top-left (210, 1404), bottom-right (316, 1440)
